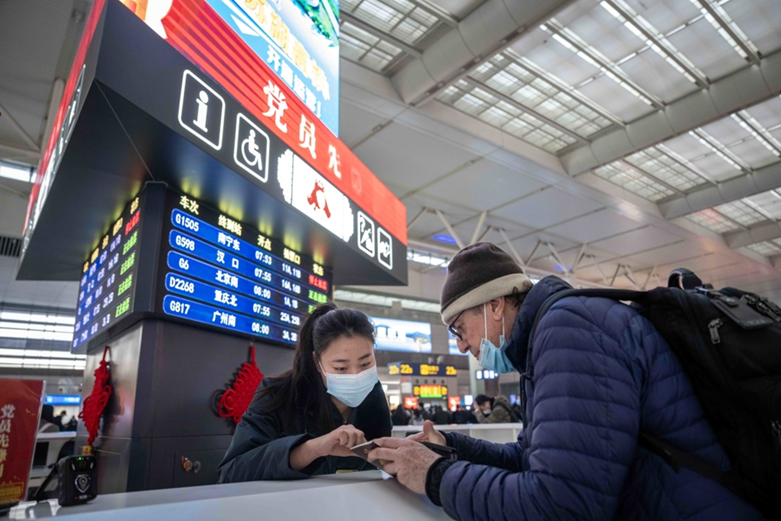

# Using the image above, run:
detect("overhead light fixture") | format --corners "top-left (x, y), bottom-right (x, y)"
top-left (0, 163), bottom-right (32, 183)
top-left (432, 234), bottom-right (457, 244)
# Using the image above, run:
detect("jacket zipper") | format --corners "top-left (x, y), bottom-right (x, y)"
top-left (708, 318), bottom-right (722, 345)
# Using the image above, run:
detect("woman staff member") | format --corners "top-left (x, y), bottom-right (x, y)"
top-left (218, 303), bottom-right (391, 482)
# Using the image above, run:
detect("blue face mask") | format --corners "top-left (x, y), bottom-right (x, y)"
top-left (320, 363), bottom-right (379, 408)
top-left (478, 304), bottom-right (516, 374)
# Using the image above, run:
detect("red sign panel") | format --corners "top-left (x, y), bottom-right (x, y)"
top-left (25, 0), bottom-right (105, 235)
top-left (403, 396), bottom-right (418, 410)
top-left (28, 0), bottom-right (407, 247)
top-left (0, 379), bottom-right (45, 507)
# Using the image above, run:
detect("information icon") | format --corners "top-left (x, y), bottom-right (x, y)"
top-left (378, 227), bottom-right (392, 270)
top-left (234, 113), bottom-right (270, 183)
top-left (178, 70), bottom-right (225, 150)
top-left (357, 211), bottom-right (375, 258)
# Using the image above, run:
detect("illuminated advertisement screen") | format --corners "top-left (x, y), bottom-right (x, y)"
top-left (205, 0), bottom-right (339, 135)
top-left (72, 193), bottom-right (144, 350)
top-left (370, 317), bottom-right (432, 353)
top-left (157, 190), bottom-right (332, 345)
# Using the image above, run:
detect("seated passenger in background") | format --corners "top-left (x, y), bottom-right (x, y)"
top-left (218, 303), bottom-right (391, 482)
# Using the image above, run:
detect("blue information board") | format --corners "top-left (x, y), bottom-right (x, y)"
top-left (159, 192), bottom-right (332, 345)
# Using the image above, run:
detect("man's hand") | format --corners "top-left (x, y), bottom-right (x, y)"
top-left (407, 420), bottom-right (446, 446)
top-left (367, 438), bottom-right (442, 494)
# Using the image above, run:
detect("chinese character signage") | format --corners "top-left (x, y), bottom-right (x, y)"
top-left (0, 379), bottom-right (45, 508)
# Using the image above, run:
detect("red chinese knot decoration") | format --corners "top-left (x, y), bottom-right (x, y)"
top-left (79, 346), bottom-right (113, 449)
top-left (218, 346), bottom-right (264, 424)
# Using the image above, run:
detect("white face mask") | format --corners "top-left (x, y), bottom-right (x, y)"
top-left (319, 363), bottom-right (379, 408)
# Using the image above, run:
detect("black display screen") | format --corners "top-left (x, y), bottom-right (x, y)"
top-left (72, 194), bottom-right (143, 350)
top-left (157, 191), bottom-right (332, 345)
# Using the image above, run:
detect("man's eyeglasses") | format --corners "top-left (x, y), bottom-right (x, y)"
top-left (448, 310), bottom-right (465, 341)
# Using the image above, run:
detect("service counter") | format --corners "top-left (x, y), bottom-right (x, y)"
top-left (392, 423), bottom-right (522, 444)
top-left (10, 471), bottom-right (449, 520)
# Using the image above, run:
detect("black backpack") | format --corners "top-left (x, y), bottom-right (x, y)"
top-left (528, 269), bottom-right (781, 517)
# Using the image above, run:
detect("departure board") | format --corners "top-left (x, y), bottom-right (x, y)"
top-left (157, 191), bottom-right (332, 346)
top-left (72, 193), bottom-right (144, 350)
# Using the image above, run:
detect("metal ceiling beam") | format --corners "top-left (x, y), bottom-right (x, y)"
top-left (497, 227), bottom-right (526, 273)
top-left (725, 221), bottom-right (781, 249)
top-left (0, 142), bottom-right (39, 160)
top-left (461, 77), bottom-right (589, 145)
top-left (0, 102), bottom-right (40, 152)
top-left (435, 209), bottom-right (465, 249)
top-left (476, 225), bottom-right (493, 243)
top-left (407, 207), bottom-right (428, 230)
top-left (525, 241), bottom-right (542, 267)
top-left (546, 242), bottom-right (569, 274)
top-left (405, 0), bottom-right (459, 28)
top-left (641, 266), bottom-right (657, 290)
top-left (732, 111), bottom-right (781, 158)
top-left (623, 265), bottom-right (642, 290)
top-left (692, 0), bottom-right (760, 64)
top-left (341, 12), bottom-right (423, 59)
top-left (661, 162), bottom-right (781, 220)
top-left (602, 0), bottom-right (708, 87)
top-left (560, 48), bottom-right (781, 177)
top-left (391, 0), bottom-right (577, 106)
top-left (470, 211), bottom-right (487, 244)
top-left (542, 19), bottom-right (664, 109)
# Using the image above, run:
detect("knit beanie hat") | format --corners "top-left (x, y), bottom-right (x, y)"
top-left (440, 242), bottom-right (533, 324)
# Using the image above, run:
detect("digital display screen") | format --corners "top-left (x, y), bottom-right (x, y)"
top-left (205, 0), bottom-right (340, 135)
top-left (72, 194), bottom-right (144, 351)
top-left (370, 317), bottom-right (432, 353)
top-left (388, 363), bottom-right (457, 377)
top-left (158, 191), bottom-right (332, 345)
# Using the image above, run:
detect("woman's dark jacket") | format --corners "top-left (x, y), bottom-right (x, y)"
top-left (218, 377), bottom-right (391, 482)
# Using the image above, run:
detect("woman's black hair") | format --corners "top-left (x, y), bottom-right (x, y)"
top-left (258, 302), bottom-right (376, 434)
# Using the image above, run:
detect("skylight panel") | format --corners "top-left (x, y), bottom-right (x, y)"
top-left (691, 0), bottom-right (760, 61)
top-left (624, 148), bottom-right (708, 191)
top-left (743, 189), bottom-right (781, 221)
top-left (731, 112), bottom-right (781, 158)
top-left (746, 241), bottom-right (781, 257)
top-left (713, 200), bottom-right (769, 226)
top-left (355, 0), bottom-right (406, 32)
top-left (593, 163), bottom-right (675, 201)
top-left (600, 0), bottom-right (707, 85)
top-left (685, 209), bottom-right (741, 234)
top-left (689, 129), bottom-right (746, 172)
top-left (453, 93), bottom-right (489, 115)
top-left (479, 106), bottom-right (513, 126)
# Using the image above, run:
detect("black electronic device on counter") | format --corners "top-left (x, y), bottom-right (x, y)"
top-left (57, 455), bottom-right (97, 506)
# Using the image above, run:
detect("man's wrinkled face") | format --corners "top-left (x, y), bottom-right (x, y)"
top-left (450, 300), bottom-right (505, 359)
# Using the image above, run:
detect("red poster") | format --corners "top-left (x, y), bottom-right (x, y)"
top-left (448, 396), bottom-right (460, 411)
top-left (0, 379), bottom-right (45, 507)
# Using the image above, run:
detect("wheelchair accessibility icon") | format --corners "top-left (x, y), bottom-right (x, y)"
top-left (234, 113), bottom-right (270, 183)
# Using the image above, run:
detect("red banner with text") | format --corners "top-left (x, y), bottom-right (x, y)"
top-left (0, 379), bottom-right (45, 507)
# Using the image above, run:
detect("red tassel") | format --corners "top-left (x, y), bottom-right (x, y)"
top-left (218, 346), bottom-right (264, 424)
top-left (79, 346), bottom-right (113, 447)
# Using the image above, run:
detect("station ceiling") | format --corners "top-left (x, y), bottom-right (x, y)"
top-left (1, 0), bottom-right (780, 305)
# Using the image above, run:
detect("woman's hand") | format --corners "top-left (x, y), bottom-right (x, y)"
top-left (290, 425), bottom-right (367, 471)
top-left (407, 420), bottom-right (446, 446)
top-left (312, 424), bottom-right (367, 458)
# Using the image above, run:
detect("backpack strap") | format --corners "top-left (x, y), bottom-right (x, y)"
top-left (638, 433), bottom-right (725, 483)
top-left (668, 268), bottom-right (703, 290)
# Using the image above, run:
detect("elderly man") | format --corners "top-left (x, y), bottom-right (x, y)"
top-left (369, 242), bottom-right (760, 520)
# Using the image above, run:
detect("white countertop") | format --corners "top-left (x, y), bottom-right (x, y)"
top-left (392, 423), bottom-right (522, 432)
top-left (11, 471), bottom-right (450, 520)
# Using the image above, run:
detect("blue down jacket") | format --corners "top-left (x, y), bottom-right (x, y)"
top-left (437, 276), bottom-right (762, 520)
